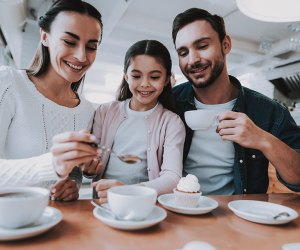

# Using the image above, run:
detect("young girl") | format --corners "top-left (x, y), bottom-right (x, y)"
top-left (90, 40), bottom-right (186, 203)
top-left (0, 0), bottom-right (103, 201)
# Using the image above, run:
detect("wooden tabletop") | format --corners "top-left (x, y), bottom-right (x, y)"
top-left (1, 193), bottom-right (299, 250)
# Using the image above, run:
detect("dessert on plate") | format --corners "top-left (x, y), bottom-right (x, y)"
top-left (173, 174), bottom-right (201, 208)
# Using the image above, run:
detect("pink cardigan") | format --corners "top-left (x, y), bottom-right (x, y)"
top-left (92, 101), bottom-right (186, 195)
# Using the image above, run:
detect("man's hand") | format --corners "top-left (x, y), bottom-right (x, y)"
top-left (50, 178), bottom-right (79, 201)
top-left (92, 179), bottom-right (124, 204)
top-left (217, 111), bottom-right (266, 150)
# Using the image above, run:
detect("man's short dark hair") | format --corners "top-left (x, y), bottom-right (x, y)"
top-left (172, 8), bottom-right (226, 44)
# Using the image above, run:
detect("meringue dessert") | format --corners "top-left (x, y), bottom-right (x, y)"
top-left (173, 174), bottom-right (202, 208)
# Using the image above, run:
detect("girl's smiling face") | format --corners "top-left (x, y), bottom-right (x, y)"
top-left (125, 54), bottom-right (168, 111)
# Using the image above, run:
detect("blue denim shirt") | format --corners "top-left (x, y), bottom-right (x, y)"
top-left (173, 76), bottom-right (300, 194)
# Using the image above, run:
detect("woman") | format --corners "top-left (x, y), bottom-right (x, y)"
top-left (0, 0), bottom-right (102, 201)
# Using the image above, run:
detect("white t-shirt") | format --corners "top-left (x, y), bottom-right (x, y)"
top-left (103, 99), bottom-right (157, 184)
top-left (184, 98), bottom-right (236, 195)
top-left (0, 66), bottom-right (95, 187)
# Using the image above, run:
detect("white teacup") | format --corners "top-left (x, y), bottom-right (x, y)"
top-left (107, 185), bottom-right (157, 221)
top-left (0, 187), bottom-right (49, 229)
top-left (184, 110), bottom-right (219, 130)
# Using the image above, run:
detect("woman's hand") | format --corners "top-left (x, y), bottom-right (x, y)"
top-left (51, 130), bottom-right (99, 178)
top-left (50, 178), bottom-right (79, 201)
top-left (92, 179), bottom-right (124, 204)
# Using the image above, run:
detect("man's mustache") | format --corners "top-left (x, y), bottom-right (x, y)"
top-left (188, 62), bottom-right (209, 71)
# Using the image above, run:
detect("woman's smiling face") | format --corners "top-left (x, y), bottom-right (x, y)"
top-left (41, 11), bottom-right (101, 83)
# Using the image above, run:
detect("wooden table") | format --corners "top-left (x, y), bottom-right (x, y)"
top-left (267, 164), bottom-right (296, 193)
top-left (1, 193), bottom-right (299, 250)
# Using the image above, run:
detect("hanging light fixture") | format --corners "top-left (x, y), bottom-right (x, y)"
top-left (236, 0), bottom-right (300, 23)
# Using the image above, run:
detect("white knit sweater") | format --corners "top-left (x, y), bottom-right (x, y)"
top-left (0, 66), bottom-right (95, 187)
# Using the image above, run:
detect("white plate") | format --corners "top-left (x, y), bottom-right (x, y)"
top-left (228, 200), bottom-right (298, 225)
top-left (93, 205), bottom-right (166, 230)
top-left (157, 194), bottom-right (218, 215)
top-left (0, 206), bottom-right (62, 241)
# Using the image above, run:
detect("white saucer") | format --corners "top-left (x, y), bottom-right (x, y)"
top-left (0, 206), bottom-right (62, 241)
top-left (158, 194), bottom-right (218, 215)
top-left (93, 205), bottom-right (167, 230)
top-left (228, 200), bottom-right (298, 225)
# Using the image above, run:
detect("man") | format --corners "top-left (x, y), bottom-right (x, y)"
top-left (172, 8), bottom-right (300, 195)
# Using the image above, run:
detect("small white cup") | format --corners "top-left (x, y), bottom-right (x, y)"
top-left (107, 185), bottom-right (157, 221)
top-left (184, 110), bottom-right (219, 130)
top-left (0, 187), bottom-right (49, 229)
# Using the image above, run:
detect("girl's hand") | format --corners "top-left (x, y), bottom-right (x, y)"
top-left (81, 158), bottom-right (103, 177)
top-left (50, 178), bottom-right (79, 201)
top-left (51, 130), bottom-right (99, 178)
top-left (92, 179), bottom-right (124, 204)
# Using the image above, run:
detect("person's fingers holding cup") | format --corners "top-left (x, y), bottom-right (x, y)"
top-left (92, 179), bottom-right (108, 203)
top-left (218, 111), bottom-right (264, 147)
top-left (92, 179), bottom-right (123, 204)
top-left (217, 111), bottom-right (249, 134)
top-left (97, 197), bottom-right (108, 204)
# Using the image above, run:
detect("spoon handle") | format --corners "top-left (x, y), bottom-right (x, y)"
top-left (91, 200), bottom-right (115, 218)
top-left (273, 212), bottom-right (290, 219)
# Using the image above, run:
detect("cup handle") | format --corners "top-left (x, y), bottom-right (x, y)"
top-left (213, 114), bottom-right (220, 127)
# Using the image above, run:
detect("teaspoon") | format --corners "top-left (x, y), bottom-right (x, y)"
top-left (88, 142), bottom-right (143, 164)
top-left (91, 200), bottom-right (134, 221)
top-left (91, 200), bottom-right (116, 219)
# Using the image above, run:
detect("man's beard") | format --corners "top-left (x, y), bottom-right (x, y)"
top-left (186, 60), bottom-right (224, 89)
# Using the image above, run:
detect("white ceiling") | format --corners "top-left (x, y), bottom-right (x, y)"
top-left (1, 0), bottom-right (300, 103)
